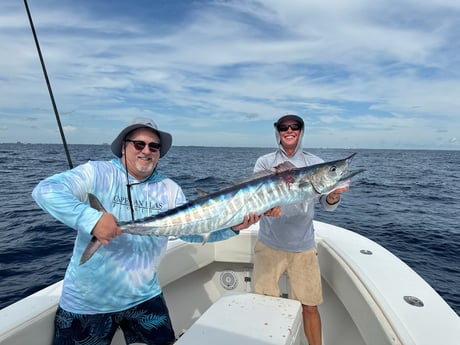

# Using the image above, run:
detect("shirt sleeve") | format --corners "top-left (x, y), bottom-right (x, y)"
top-left (31, 162), bottom-right (102, 236)
top-left (319, 194), bottom-right (340, 211)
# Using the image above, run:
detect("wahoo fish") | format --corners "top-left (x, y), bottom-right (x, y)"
top-left (80, 153), bottom-right (364, 264)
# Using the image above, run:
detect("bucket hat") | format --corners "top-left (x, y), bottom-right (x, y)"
top-left (111, 117), bottom-right (172, 158)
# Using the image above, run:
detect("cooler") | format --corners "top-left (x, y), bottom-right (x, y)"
top-left (175, 293), bottom-right (303, 345)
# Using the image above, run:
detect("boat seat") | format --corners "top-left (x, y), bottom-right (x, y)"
top-left (175, 292), bottom-right (303, 345)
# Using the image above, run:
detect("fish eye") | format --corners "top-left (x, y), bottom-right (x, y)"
top-left (330, 165), bottom-right (337, 172)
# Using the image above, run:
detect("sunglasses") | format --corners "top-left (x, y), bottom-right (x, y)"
top-left (276, 123), bottom-right (302, 131)
top-left (125, 139), bottom-right (161, 152)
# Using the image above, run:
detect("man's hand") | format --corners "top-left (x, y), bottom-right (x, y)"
top-left (92, 212), bottom-right (122, 245)
top-left (264, 206), bottom-right (282, 217)
top-left (326, 185), bottom-right (349, 205)
top-left (231, 212), bottom-right (261, 231)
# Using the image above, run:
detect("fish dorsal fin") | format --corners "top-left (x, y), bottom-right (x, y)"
top-left (196, 188), bottom-right (208, 197)
top-left (232, 162), bottom-right (297, 186)
top-left (232, 170), bottom-right (273, 185)
top-left (88, 193), bottom-right (107, 212)
top-left (273, 161), bottom-right (297, 173)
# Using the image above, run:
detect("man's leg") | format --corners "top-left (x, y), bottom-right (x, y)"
top-left (117, 294), bottom-right (175, 345)
top-left (52, 306), bottom-right (118, 344)
top-left (302, 304), bottom-right (322, 345)
top-left (287, 249), bottom-right (323, 345)
top-left (253, 241), bottom-right (287, 297)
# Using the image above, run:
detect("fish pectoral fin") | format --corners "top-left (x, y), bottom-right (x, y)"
top-left (298, 181), bottom-right (312, 189)
top-left (79, 235), bottom-right (102, 265)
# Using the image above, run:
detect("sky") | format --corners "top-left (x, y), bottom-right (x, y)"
top-left (1, 0), bottom-right (459, 150)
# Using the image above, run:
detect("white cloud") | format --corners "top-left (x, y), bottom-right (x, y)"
top-left (0, 0), bottom-right (459, 149)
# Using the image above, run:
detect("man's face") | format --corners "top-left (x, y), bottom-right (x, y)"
top-left (278, 120), bottom-right (301, 150)
top-left (122, 128), bottom-right (160, 180)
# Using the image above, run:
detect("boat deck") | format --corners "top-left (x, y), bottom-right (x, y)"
top-left (1, 222), bottom-right (459, 345)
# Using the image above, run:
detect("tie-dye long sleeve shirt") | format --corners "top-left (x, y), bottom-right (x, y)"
top-left (32, 158), bottom-right (237, 314)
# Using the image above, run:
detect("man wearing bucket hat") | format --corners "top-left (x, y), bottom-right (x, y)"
top-left (32, 117), bottom-right (259, 345)
top-left (252, 114), bottom-right (350, 345)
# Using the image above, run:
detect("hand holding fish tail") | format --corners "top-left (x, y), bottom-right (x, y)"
top-left (92, 212), bottom-right (122, 245)
top-left (231, 212), bottom-right (261, 231)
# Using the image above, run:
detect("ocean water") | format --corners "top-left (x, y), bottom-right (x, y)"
top-left (0, 144), bottom-right (459, 316)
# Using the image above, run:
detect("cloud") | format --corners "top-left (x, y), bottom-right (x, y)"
top-left (0, 0), bottom-right (459, 149)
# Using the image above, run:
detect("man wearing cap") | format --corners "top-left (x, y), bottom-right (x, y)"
top-left (32, 117), bottom-right (259, 345)
top-left (252, 114), bottom-right (349, 345)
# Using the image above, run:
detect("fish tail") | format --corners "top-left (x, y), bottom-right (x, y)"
top-left (79, 193), bottom-right (107, 265)
top-left (79, 236), bottom-right (102, 265)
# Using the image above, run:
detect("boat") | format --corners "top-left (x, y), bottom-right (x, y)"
top-left (0, 220), bottom-right (458, 345)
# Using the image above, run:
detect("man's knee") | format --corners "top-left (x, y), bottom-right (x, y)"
top-left (302, 304), bottom-right (319, 316)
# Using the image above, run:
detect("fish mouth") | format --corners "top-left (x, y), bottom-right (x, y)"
top-left (311, 168), bottom-right (366, 195)
top-left (341, 168), bottom-right (365, 181)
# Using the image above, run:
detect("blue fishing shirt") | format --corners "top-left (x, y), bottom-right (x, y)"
top-left (32, 158), bottom-right (237, 314)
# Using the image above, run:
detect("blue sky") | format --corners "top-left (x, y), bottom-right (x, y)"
top-left (1, 0), bottom-right (459, 149)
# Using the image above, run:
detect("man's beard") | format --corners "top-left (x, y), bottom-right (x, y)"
top-left (135, 159), bottom-right (155, 175)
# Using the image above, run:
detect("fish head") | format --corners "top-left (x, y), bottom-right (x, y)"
top-left (306, 153), bottom-right (365, 195)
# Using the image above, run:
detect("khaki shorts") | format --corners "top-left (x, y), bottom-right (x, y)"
top-left (253, 241), bottom-right (323, 306)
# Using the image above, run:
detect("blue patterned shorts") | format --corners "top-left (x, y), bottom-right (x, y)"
top-left (53, 293), bottom-right (175, 345)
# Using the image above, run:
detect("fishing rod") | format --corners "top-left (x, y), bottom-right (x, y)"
top-left (23, 0), bottom-right (73, 169)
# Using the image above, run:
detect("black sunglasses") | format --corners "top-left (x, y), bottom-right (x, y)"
top-left (125, 139), bottom-right (161, 152)
top-left (276, 123), bottom-right (302, 131)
